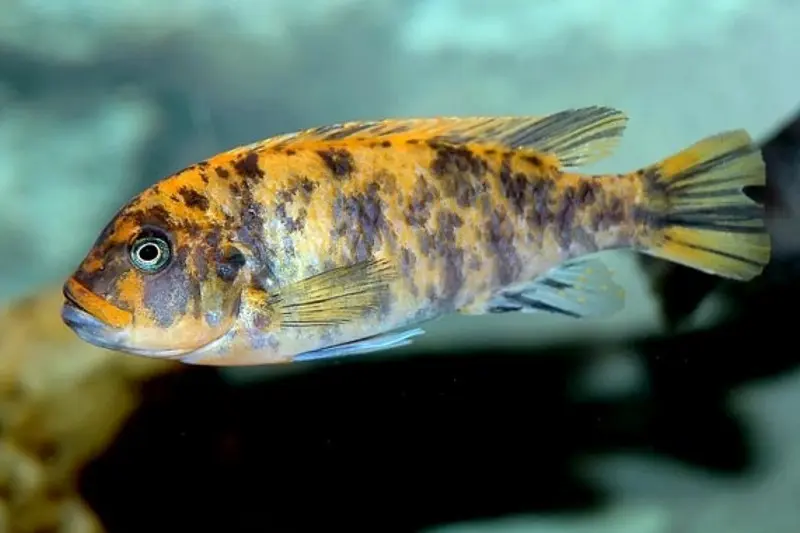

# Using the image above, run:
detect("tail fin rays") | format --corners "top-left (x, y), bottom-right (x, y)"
top-left (635, 129), bottom-right (770, 281)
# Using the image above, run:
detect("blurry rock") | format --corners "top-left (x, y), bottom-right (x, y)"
top-left (0, 287), bottom-right (179, 533)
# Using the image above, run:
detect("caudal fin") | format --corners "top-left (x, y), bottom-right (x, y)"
top-left (635, 129), bottom-right (770, 281)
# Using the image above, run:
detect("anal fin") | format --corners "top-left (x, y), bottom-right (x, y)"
top-left (486, 258), bottom-right (625, 318)
top-left (292, 328), bottom-right (425, 362)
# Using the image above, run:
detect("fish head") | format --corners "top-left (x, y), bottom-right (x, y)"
top-left (61, 188), bottom-right (247, 359)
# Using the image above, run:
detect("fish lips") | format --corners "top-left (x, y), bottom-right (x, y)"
top-left (61, 285), bottom-right (128, 352)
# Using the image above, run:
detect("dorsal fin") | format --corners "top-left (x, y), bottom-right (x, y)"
top-left (235, 106), bottom-right (629, 168)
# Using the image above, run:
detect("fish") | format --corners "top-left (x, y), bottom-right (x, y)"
top-left (60, 106), bottom-right (771, 366)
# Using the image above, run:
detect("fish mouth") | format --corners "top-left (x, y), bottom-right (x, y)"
top-left (61, 286), bottom-right (129, 353)
top-left (61, 297), bottom-right (191, 358)
top-left (60, 279), bottom-right (235, 360)
top-left (60, 280), bottom-right (173, 358)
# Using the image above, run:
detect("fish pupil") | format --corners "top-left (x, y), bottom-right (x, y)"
top-left (137, 243), bottom-right (159, 262)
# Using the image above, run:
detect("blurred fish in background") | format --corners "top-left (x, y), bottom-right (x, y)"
top-left (0, 1), bottom-right (799, 532)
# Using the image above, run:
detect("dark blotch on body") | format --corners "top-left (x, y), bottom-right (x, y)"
top-left (499, 153), bottom-right (529, 215)
top-left (234, 177), bottom-right (275, 287)
top-left (630, 169), bottom-right (661, 228)
top-left (332, 183), bottom-right (392, 262)
top-left (576, 180), bottom-right (597, 205)
top-left (399, 247), bottom-right (420, 294)
top-left (550, 179), bottom-right (616, 249)
top-left (374, 169), bottom-right (397, 196)
top-left (486, 207), bottom-right (521, 286)
top-left (232, 151), bottom-right (264, 181)
top-left (253, 313), bottom-right (271, 331)
top-left (276, 176), bottom-right (317, 205)
top-left (594, 195), bottom-right (626, 231)
top-left (498, 153), bottom-right (558, 232)
top-left (317, 148), bottom-right (355, 179)
top-left (130, 205), bottom-right (172, 228)
top-left (275, 204), bottom-right (307, 233)
top-left (178, 187), bottom-right (210, 212)
top-left (188, 272), bottom-right (204, 319)
top-left (129, 204), bottom-right (204, 239)
top-left (523, 155), bottom-right (543, 168)
top-left (574, 177), bottom-right (627, 233)
top-left (298, 177), bottom-right (316, 196)
top-left (553, 187), bottom-right (578, 249)
top-left (192, 228), bottom-right (219, 286)
top-left (527, 178), bottom-right (554, 229)
top-left (205, 229), bottom-right (221, 249)
top-left (405, 175), bottom-right (439, 227)
top-left (215, 166), bottom-right (230, 179)
top-left (400, 247), bottom-right (417, 289)
top-left (73, 248), bottom-right (129, 310)
top-left (429, 142), bottom-right (489, 208)
top-left (433, 210), bottom-right (465, 304)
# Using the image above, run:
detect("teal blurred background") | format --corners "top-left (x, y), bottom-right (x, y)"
top-left (1, 1), bottom-right (800, 532)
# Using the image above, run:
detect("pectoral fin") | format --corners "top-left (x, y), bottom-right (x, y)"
top-left (261, 258), bottom-right (397, 328)
top-left (293, 328), bottom-right (426, 362)
top-left (486, 257), bottom-right (626, 318)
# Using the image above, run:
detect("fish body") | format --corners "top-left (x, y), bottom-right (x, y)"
top-left (61, 107), bottom-right (770, 365)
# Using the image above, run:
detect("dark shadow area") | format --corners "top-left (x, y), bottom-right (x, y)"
top-left (78, 317), bottom-right (780, 533)
top-left (80, 349), bottom-right (601, 533)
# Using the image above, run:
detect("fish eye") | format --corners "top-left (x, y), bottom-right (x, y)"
top-left (129, 230), bottom-right (171, 273)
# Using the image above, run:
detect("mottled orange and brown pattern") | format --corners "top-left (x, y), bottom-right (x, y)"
top-left (62, 107), bottom-right (770, 365)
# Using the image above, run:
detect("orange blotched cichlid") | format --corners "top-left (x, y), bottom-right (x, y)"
top-left (61, 106), bottom-right (770, 365)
